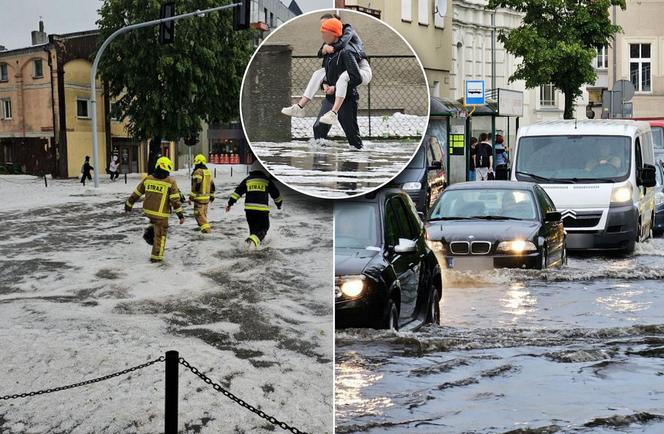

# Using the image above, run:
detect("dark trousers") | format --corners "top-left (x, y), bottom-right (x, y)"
top-left (109, 171), bottom-right (119, 180)
top-left (495, 165), bottom-right (508, 180)
top-left (313, 97), bottom-right (363, 149)
top-left (80, 173), bottom-right (92, 184)
top-left (246, 210), bottom-right (270, 244)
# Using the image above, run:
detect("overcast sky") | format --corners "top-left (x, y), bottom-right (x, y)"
top-left (0, 0), bottom-right (333, 50)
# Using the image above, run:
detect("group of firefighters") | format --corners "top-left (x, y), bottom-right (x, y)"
top-left (124, 154), bottom-right (283, 262)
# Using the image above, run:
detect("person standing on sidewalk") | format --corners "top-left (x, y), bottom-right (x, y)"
top-left (475, 133), bottom-right (494, 181)
top-left (468, 136), bottom-right (478, 181)
top-left (494, 135), bottom-right (509, 180)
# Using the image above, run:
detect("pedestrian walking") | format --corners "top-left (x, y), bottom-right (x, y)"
top-left (80, 156), bottom-right (94, 186)
top-left (108, 155), bottom-right (120, 181)
top-left (189, 154), bottom-right (216, 233)
top-left (468, 136), bottom-right (478, 181)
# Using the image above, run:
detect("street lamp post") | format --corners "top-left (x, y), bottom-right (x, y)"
top-left (90, 2), bottom-right (241, 188)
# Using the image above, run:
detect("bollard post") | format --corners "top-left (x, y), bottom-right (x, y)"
top-left (231, 166), bottom-right (233, 177)
top-left (124, 172), bottom-right (127, 184)
top-left (44, 175), bottom-right (48, 188)
top-left (164, 350), bottom-right (179, 434)
top-left (214, 167), bottom-right (217, 178)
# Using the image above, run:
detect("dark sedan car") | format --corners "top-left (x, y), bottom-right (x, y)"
top-left (425, 181), bottom-right (566, 270)
top-left (335, 189), bottom-right (442, 331)
top-left (391, 137), bottom-right (447, 214)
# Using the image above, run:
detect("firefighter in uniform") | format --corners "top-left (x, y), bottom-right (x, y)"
top-left (188, 154), bottom-right (216, 233)
top-left (124, 156), bottom-right (184, 262)
top-left (226, 161), bottom-right (283, 248)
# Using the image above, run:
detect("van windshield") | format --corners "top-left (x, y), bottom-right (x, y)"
top-left (515, 135), bottom-right (631, 183)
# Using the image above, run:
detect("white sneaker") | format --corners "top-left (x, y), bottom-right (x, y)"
top-left (319, 110), bottom-right (338, 125)
top-left (281, 104), bottom-right (306, 118)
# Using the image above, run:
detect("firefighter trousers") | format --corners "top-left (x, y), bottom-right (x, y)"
top-left (245, 210), bottom-right (270, 247)
top-left (193, 202), bottom-right (210, 233)
top-left (148, 217), bottom-right (169, 262)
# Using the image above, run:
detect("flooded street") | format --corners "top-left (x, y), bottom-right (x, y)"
top-left (251, 139), bottom-right (420, 198)
top-left (336, 238), bottom-right (664, 433)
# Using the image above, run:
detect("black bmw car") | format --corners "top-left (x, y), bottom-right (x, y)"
top-left (425, 181), bottom-right (566, 270)
top-left (335, 188), bottom-right (442, 331)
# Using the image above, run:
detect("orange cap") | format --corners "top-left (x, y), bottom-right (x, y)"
top-left (321, 18), bottom-right (343, 37)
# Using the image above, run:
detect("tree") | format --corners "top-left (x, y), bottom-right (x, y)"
top-left (97, 0), bottom-right (254, 171)
top-left (487, 0), bottom-right (625, 119)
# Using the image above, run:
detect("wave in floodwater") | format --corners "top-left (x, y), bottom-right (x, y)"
top-left (336, 245), bottom-right (664, 433)
top-left (251, 139), bottom-right (420, 198)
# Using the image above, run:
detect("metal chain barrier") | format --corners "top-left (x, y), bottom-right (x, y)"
top-left (179, 357), bottom-right (308, 434)
top-left (0, 356), bottom-right (165, 400)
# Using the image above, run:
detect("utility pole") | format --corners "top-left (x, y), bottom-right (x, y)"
top-left (89, 2), bottom-right (243, 188)
top-left (491, 11), bottom-right (496, 91)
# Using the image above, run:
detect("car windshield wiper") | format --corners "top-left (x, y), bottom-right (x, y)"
top-left (466, 215), bottom-right (524, 221)
top-left (552, 177), bottom-right (615, 183)
top-left (428, 216), bottom-right (475, 221)
top-left (516, 171), bottom-right (574, 184)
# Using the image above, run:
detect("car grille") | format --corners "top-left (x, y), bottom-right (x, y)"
top-left (563, 211), bottom-right (603, 228)
top-left (449, 241), bottom-right (492, 255)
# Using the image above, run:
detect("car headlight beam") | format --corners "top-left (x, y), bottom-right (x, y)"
top-left (340, 277), bottom-right (365, 298)
top-left (496, 240), bottom-right (537, 254)
top-left (611, 184), bottom-right (633, 205)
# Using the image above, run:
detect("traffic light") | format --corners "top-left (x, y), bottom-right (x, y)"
top-left (159, 2), bottom-right (176, 44)
top-left (234, 0), bottom-right (251, 30)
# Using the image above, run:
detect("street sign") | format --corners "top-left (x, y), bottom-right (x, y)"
top-left (465, 80), bottom-right (485, 105)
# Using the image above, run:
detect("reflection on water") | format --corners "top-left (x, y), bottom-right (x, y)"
top-left (251, 140), bottom-right (419, 198)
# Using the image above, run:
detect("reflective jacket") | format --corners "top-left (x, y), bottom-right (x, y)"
top-left (228, 171), bottom-right (283, 212)
top-left (126, 173), bottom-right (184, 220)
top-left (189, 165), bottom-right (215, 204)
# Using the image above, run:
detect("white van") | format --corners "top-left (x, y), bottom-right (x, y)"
top-left (511, 120), bottom-right (657, 253)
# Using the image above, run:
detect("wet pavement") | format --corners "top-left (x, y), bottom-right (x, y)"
top-left (250, 139), bottom-right (420, 198)
top-left (336, 238), bottom-right (664, 433)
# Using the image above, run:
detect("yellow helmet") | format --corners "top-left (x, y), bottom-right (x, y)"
top-left (193, 154), bottom-right (207, 165)
top-left (155, 156), bottom-right (174, 173)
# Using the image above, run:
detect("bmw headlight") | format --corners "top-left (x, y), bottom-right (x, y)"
top-left (402, 182), bottom-right (422, 191)
top-left (496, 240), bottom-right (537, 254)
top-left (611, 184), bottom-right (633, 205)
top-left (339, 276), bottom-right (366, 298)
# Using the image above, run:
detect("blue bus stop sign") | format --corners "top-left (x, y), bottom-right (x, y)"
top-left (465, 80), bottom-right (485, 105)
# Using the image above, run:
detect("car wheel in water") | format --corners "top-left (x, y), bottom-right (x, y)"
top-left (537, 246), bottom-right (548, 270)
top-left (381, 298), bottom-right (399, 331)
top-left (427, 284), bottom-right (441, 325)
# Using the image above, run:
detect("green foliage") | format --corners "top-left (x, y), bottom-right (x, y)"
top-left (97, 0), bottom-right (255, 140)
top-left (486, 0), bottom-right (625, 118)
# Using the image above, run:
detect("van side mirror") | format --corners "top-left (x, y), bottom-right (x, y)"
top-left (545, 211), bottom-right (562, 222)
top-left (640, 164), bottom-right (657, 188)
top-left (428, 161), bottom-right (442, 170)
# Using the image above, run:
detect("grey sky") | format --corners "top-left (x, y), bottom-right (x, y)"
top-left (0, 0), bottom-right (333, 51)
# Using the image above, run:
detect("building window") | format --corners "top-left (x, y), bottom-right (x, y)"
top-left (596, 45), bottom-right (608, 69)
top-left (110, 102), bottom-right (122, 121)
top-left (630, 43), bottom-right (651, 92)
top-left (1, 98), bottom-right (11, 119)
top-left (418, 0), bottom-right (429, 25)
top-left (401, 0), bottom-right (412, 22)
top-left (434, 0), bottom-right (447, 28)
top-left (33, 59), bottom-right (43, 78)
top-left (270, 12), bottom-right (274, 28)
top-left (77, 98), bottom-right (91, 119)
top-left (431, 80), bottom-right (441, 98)
top-left (0, 64), bottom-right (7, 82)
top-left (539, 84), bottom-right (556, 107)
top-left (264, 8), bottom-right (268, 24)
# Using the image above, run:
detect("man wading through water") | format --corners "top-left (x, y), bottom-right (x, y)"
top-left (291, 18), bottom-right (365, 150)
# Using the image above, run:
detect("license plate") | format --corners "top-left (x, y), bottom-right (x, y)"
top-left (446, 256), bottom-right (494, 270)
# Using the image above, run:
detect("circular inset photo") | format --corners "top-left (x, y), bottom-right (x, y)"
top-left (240, 9), bottom-right (430, 199)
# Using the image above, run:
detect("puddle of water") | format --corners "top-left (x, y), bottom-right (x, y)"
top-left (251, 140), bottom-right (420, 198)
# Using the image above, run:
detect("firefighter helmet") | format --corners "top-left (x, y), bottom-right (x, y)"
top-left (193, 154), bottom-right (207, 165)
top-left (155, 156), bottom-right (174, 173)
